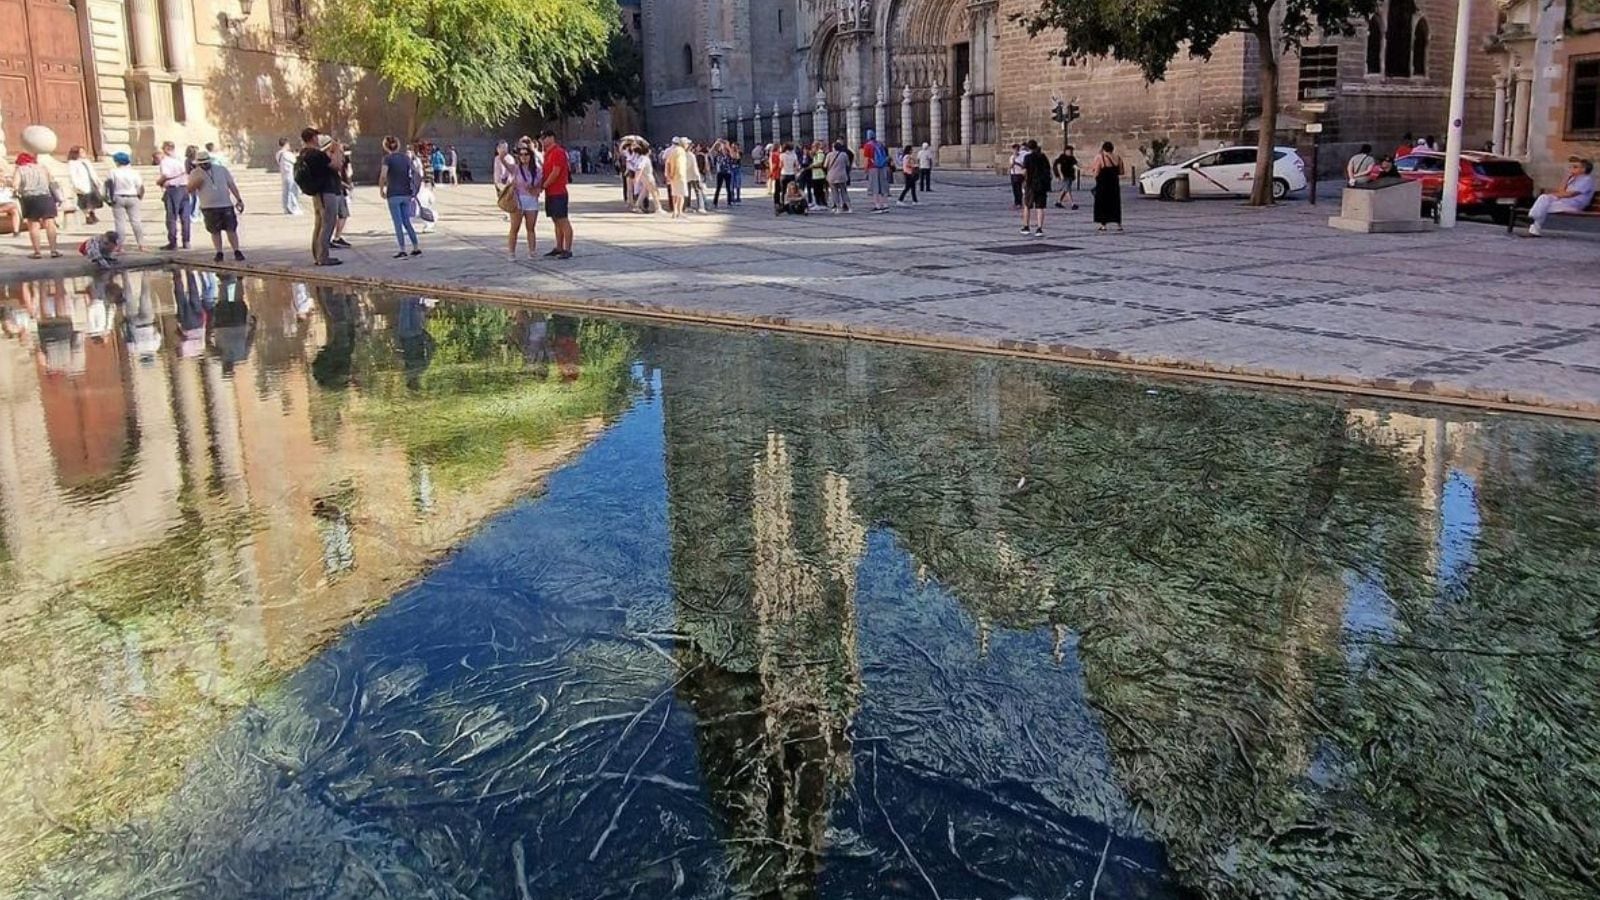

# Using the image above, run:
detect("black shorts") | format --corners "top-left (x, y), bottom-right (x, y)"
top-left (1027, 189), bottom-right (1050, 210)
top-left (202, 206), bottom-right (238, 234)
top-left (545, 193), bottom-right (570, 220)
top-left (20, 194), bottom-right (57, 221)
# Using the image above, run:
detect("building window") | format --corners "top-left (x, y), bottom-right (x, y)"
top-left (1298, 45), bottom-right (1339, 100)
top-left (1572, 57), bottom-right (1600, 134)
top-left (1385, 0), bottom-right (1416, 78)
top-left (683, 44), bottom-right (694, 76)
top-left (778, 9), bottom-right (784, 33)
top-left (1412, 18), bottom-right (1429, 77)
top-left (1366, 17), bottom-right (1383, 75)
top-left (271, 0), bottom-right (307, 43)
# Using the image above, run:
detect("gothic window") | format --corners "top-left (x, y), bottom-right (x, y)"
top-left (1365, 17), bottom-right (1383, 75)
top-left (1298, 45), bottom-right (1339, 100)
top-left (1412, 18), bottom-right (1429, 77)
top-left (1385, 0), bottom-right (1416, 77)
top-left (683, 44), bottom-right (694, 76)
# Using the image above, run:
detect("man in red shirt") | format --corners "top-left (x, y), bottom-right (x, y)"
top-left (539, 130), bottom-right (573, 259)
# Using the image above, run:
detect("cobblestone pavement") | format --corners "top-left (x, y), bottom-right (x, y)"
top-left (4, 169), bottom-right (1598, 415)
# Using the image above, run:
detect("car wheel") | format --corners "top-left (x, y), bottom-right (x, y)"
top-left (1159, 180), bottom-right (1178, 202)
top-left (1272, 178), bottom-right (1290, 201)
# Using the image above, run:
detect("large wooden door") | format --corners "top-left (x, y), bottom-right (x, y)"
top-left (0, 0), bottom-right (92, 154)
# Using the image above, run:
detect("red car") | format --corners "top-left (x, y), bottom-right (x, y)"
top-left (1394, 150), bottom-right (1535, 218)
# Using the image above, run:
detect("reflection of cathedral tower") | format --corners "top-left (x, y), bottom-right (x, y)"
top-left (657, 331), bottom-right (868, 898)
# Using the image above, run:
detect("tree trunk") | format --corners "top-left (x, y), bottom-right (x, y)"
top-left (1250, 23), bottom-right (1280, 207)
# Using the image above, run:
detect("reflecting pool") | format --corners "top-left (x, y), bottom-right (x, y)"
top-left (2, 270), bottom-right (1597, 899)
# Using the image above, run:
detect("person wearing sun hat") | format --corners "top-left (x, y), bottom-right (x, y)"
top-left (187, 148), bottom-right (246, 262)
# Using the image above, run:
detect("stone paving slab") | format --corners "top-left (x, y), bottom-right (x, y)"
top-left (2, 169), bottom-right (1597, 417)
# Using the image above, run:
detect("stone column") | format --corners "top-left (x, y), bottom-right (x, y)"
top-left (847, 94), bottom-right (862, 152)
top-left (900, 84), bottom-right (914, 148)
top-left (159, 0), bottom-right (194, 73)
top-left (1509, 72), bottom-right (1532, 159)
top-left (813, 89), bottom-right (828, 145)
top-left (930, 82), bottom-right (943, 150)
top-left (752, 103), bottom-right (763, 147)
top-left (873, 86), bottom-right (886, 139)
top-left (791, 98), bottom-right (802, 145)
top-left (128, 0), bottom-right (164, 72)
top-left (1490, 75), bottom-right (1508, 156)
top-left (736, 107), bottom-right (746, 149)
top-left (770, 104), bottom-right (781, 143)
top-left (959, 76), bottom-right (973, 146)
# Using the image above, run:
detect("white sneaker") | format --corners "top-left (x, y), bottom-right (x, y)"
top-left (1019, 226), bottom-right (1031, 234)
top-left (1527, 222), bottom-right (1543, 237)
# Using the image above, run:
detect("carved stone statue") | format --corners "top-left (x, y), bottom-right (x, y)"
top-left (901, 84), bottom-right (912, 102)
top-left (962, 75), bottom-right (972, 96)
top-left (837, 0), bottom-right (854, 23)
top-left (816, 88), bottom-right (828, 109)
top-left (710, 59), bottom-right (723, 90)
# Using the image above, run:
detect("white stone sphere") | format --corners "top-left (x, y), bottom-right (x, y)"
top-left (21, 125), bottom-right (58, 155)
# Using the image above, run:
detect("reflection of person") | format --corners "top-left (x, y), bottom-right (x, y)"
top-left (396, 296), bottom-right (436, 391)
top-left (311, 286), bottom-right (359, 389)
top-left (1527, 157), bottom-right (1596, 237)
top-left (210, 275), bottom-right (255, 374)
top-left (510, 310), bottom-right (550, 376)
top-left (173, 268), bottom-right (209, 358)
top-left (549, 316), bottom-right (581, 382)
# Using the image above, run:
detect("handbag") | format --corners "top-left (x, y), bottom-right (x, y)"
top-left (496, 182), bottom-right (519, 214)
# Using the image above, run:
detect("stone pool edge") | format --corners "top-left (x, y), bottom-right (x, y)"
top-left (195, 261), bottom-right (1600, 423)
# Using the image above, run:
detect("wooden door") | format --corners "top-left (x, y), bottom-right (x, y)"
top-left (0, 0), bottom-right (91, 154)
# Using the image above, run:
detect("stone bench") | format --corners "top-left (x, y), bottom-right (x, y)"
top-left (1328, 179), bottom-right (1434, 233)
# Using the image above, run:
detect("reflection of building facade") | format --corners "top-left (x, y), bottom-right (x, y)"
top-left (0, 277), bottom-right (608, 889)
top-left (642, 0), bottom-right (1501, 167)
top-left (1491, 0), bottom-right (1600, 185)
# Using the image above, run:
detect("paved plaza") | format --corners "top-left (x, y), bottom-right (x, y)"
top-left (4, 169), bottom-right (1598, 416)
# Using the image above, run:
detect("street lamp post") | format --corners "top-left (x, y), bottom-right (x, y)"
top-left (1440, 0), bottom-right (1474, 228)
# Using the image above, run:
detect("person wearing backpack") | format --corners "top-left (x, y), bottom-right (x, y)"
top-left (825, 141), bottom-right (853, 213)
top-left (296, 127), bottom-right (345, 266)
top-left (860, 130), bottom-right (890, 212)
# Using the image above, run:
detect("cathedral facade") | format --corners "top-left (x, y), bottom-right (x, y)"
top-left (641, 0), bottom-right (1503, 171)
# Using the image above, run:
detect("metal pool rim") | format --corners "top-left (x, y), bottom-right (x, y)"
top-left (196, 262), bottom-right (1600, 424)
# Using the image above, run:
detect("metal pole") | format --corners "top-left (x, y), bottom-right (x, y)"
top-left (1310, 131), bottom-right (1320, 206)
top-left (1440, 0), bottom-right (1473, 228)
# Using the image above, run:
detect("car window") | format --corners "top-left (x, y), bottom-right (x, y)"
top-left (1474, 160), bottom-right (1528, 178)
top-left (1217, 149), bottom-right (1258, 166)
top-left (1414, 156), bottom-right (1447, 172)
top-left (1394, 157), bottom-right (1419, 173)
top-left (1190, 153), bottom-right (1221, 168)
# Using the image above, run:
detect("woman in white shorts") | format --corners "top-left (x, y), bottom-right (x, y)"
top-left (507, 145), bottom-right (542, 260)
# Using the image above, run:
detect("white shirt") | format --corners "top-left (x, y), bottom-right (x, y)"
top-left (779, 151), bottom-right (800, 176)
top-left (68, 158), bottom-right (98, 194)
top-left (1564, 173), bottom-right (1596, 207)
top-left (276, 146), bottom-right (297, 177)
top-left (107, 167), bottom-right (144, 197)
top-left (917, 147), bottom-right (933, 168)
top-left (158, 153), bottom-right (186, 185)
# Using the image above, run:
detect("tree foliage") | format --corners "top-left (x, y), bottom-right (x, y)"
top-left (312, 0), bottom-right (621, 137)
top-left (1021, 0), bottom-right (1377, 204)
top-left (553, 27), bottom-right (643, 120)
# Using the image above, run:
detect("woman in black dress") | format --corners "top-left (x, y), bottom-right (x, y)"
top-left (1091, 141), bottom-right (1125, 232)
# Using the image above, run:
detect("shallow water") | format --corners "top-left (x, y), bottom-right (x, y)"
top-left (1, 269), bottom-right (1597, 899)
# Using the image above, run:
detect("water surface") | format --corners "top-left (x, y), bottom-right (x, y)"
top-left (2, 270), bottom-right (1596, 899)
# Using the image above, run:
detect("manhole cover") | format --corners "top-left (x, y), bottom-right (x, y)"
top-left (976, 243), bottom-right (1081, 256)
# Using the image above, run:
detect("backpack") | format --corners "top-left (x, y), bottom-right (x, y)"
top-left (293, 151), bottom-right (321, 196)
top-left (871, 141), bottom-right (888, 169)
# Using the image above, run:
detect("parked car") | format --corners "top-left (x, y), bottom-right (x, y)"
top-left (1138, 146), bottom-right (1308, 201)
top-left (1394, 150), bottom-right (1535, 219)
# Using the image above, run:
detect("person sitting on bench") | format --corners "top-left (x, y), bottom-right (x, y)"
top-left (1527, 156), bottom-right (1595, 237)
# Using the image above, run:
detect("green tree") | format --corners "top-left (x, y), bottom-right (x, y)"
top-left (553, 27), bottom-right (643, 120)
top-left (313, 0), bottom-right (621, 139)
top-left (1021, 0), bottom-right (1377, 205)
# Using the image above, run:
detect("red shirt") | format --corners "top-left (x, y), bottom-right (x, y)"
top-left (542, 144), bottom-right (570, 196)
